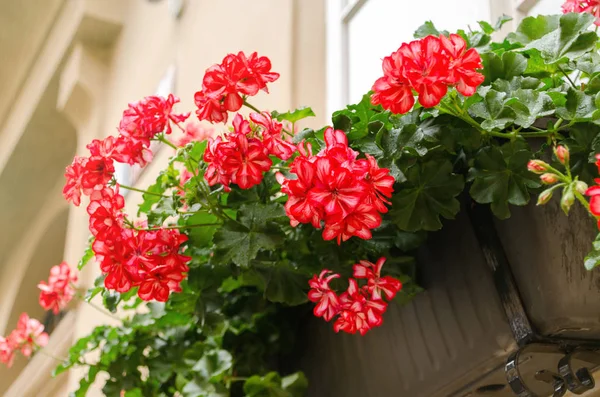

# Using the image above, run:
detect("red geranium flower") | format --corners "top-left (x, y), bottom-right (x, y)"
top-left (353, 257), bottom-right (403, 300)
top-left (398, 35), bottom-right (449, 108)
top-left (138, 265), bottom-right (185, 302)
top-left (322, 202), bottom-right (382, 244)
top-left (120, 94), bottom-right (189, 141)
top-left (63, 156), bottom-right (87, 206)
top-left (308, 270), bottom-right (341, 321)
top-left (309, 164), bottom-right (367, 217)
top-left (439, 34), bottom-right (485, 96)
top-left (250, 111), bottom-right (296, 160)
top-left (371, 51), bottom-right (415, 114)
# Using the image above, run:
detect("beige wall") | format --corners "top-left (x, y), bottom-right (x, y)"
top-left (0, 0), bottom-right (325, 395)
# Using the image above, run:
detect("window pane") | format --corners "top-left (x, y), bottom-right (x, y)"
top-left (529, 0), bottom-right (564, 16)
top-left (347, 0), bottom-right (491, 103)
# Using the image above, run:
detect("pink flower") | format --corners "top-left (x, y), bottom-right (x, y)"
top-left (174, 121), bottom-right (214, 147)
top-left (563, 0), bottom-right (600, 25)
top-left (0, 336), bottom-right (15, 367)
top-left (11, 313), bottom-right (49, 357)
top-left (38, 262), bottom-right (78, 314)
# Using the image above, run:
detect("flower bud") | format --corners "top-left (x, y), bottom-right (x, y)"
top-left (540, 173), bottom-right (559, 185)
top-left (575, 180), bottom-right (588, 195)
top-left (554, 145), bottom-right (570, 165)
top-left (537, 189), bottom-right (554, 205)
top-left (527, 159), bottom-right (549, 174)
top-left (561, 188), bottom-right (575, 215)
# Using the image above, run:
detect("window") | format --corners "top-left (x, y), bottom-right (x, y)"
top-left (326, 0), bottom-right (559, 112)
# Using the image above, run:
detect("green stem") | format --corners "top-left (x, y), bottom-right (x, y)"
top-left (119, 184), bottom-right (166, 197)
top-left (557, 64), bottom-right (576, 88)
top-left (135, 223), bottom-right (222, 231)
top-left (243, 100), bottom-right (262, 114)
top-left (36, 349), bottom-right (68, 363)
top-left (75, 291), bottom-right (122, 322)
top-left (158, 135), bottom-right (179, 151)
top-left (575, 191), bottom-right (591, 212)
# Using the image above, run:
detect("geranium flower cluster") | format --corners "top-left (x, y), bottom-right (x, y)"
top-left (308, 258), bottom-right (402, 335)
top-left (585, 153), bottom-right (600, 226)
top-left (203, 112), bottom-right (295, 191)
top-left (194, 52), bottom-right (279, 124)
top-left (88, 186), bottom-right (191, 302)
top-left (62, 96), bottom-right (193, 302)
top-left (63, 94), bottom-right (189, 206)
top-left (38, 262), bottom-right (78, 314)
top-left (0, 313), bottom-right (49, 368)
top-left (278, 128), bottom-right (395, 244)
top-left (371, 34), bottom-right (484, 114)
top-left (562, 0), bottom-right (600, 25)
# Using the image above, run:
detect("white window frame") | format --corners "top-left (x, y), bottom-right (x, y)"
top-left (326, 0), bottom-right (527, 114)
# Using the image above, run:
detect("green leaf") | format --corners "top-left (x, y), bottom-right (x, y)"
top-left (504, 89), bottom-right (555, 128)
top-left (124, 389), bottom-right (143, 397)
top-left (85, 274), bottom-right (106, 302)
top-left (185, 211), bottom-right (219, 248)
top-left (557, 87), bottom-right (597, 121)
top-left (72, 366), bottom-right (100, 397)
top-left (468, 89), bottom-right (517, 130)
top-left (414, 21), bottom-right (441, 38)
top-left (77, 240), bottom-right (95, 270)
top-left (562, 123), bottom-right (600, 183)
top-left (468, 143), bottom-right (541, 219)
top-left (272, 107), bottom-right (315, 124)
top-left (281, 372), bottom-right (308, 397)
top-left (102, 289), bottom-right (121, 313)
top-left (390, 160), bottom-right (464, 232)
top-left (212, 203), bottom-right (285, 267)
top-left (332, 94), bottom-right (389, 141)
top-left (244, 372), bottom-right (298, 397)
top-left (251, 264), bottom-right (309, 306)
top-left (512, 13), bottom-right (597, 64)
top-left (192, 349), bottom-right (232, 381)
top-left (585, 233), bottom-right (600, 270)
top-left (508, 14), bottom-right (560, 44)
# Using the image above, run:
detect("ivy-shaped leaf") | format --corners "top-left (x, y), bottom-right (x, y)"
top-left (562, 123), bottom-right (600, 183)
top-left (390, 160), bottom-right (464, 232)
top-left (468, 143), bottom-right (541, 219)
top-left (251, 264), bottom-right (309, 306)
top-left (469, 89), bottom-right (517, 130)
top-left (481, 52), bottom-right (528, 83)
top-left (332, 93), bottom-right (389, 141)
top-left (504, 89), bottom-right (555, 127)
top-left (212, 203), bottom-right (285, 267)
top-left (557, 87), bottom-right (598, 122)
top-left (413, 21), bottom-right (443, 39)
top-left (511, 13), bottom-right (597, 65)
top-left (192, 349), bottom-right (233, 381)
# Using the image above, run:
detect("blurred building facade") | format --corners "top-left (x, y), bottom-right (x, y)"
top-left (0, 0), bottom-right (591, 396)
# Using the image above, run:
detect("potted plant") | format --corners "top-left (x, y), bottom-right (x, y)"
top-left (3, 4), bottom-right (600, 397)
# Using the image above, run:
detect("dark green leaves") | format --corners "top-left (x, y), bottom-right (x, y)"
top-left (332, 93), bottom-right (389, 141)
top-left (584, 233), bottom-right (600, 270)
top-left (468, 143), bottom-right (541, 219)
top-left (244, 372), bottom-right (308, 397)
top-left (390, 160), bottom-right (464, 232)
top-left (212, 203), bottom-right (285, 267)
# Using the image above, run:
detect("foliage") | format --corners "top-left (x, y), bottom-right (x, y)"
top-left (46, 10), bottom-right (600, 396)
